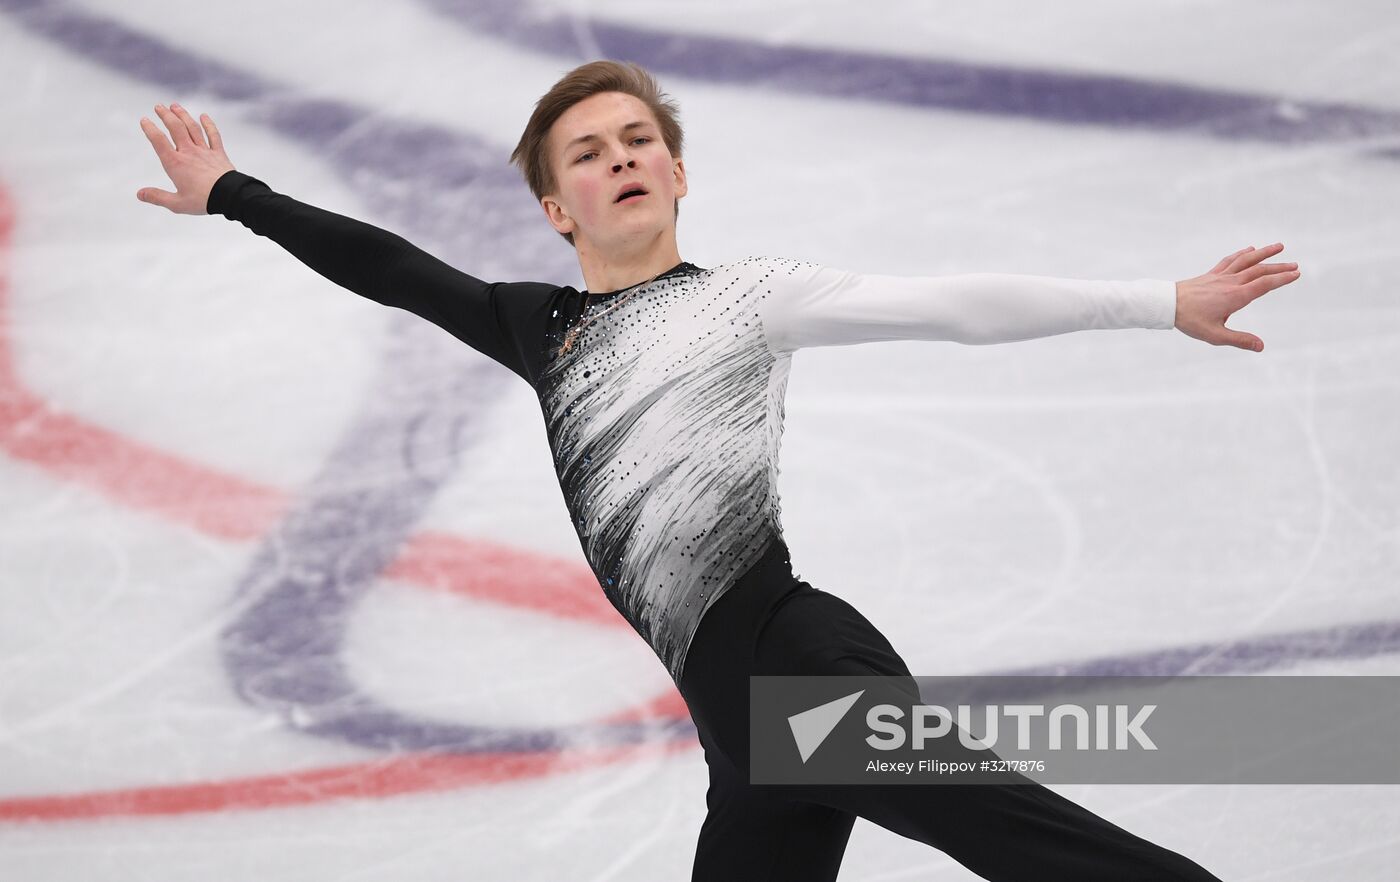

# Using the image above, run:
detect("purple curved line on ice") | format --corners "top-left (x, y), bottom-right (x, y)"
top-left (423, 0), bottom-right (1400, 147)
top-left (0, 0), bottom-right (1392, 756)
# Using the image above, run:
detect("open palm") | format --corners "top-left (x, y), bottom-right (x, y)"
top-left (1174, 243), bottom-right (1300, 352)
top-left (137, 102), bottom-right (236, 215)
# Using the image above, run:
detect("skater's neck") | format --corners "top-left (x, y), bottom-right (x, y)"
top-left (577, 233), bottom-right (684, 295)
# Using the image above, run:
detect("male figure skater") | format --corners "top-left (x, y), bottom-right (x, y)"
top-left (138, 59), bottom-right (1297, 880)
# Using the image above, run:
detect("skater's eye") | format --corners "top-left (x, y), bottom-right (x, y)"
top-left (576, 138), bottom-right (651, 164)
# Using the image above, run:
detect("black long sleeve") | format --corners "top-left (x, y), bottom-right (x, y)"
top-left (205, 170), bottom-right (562, 385)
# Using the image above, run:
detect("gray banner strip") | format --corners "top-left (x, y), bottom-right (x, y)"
top-left (750, 676), bottom-right (1400, 785)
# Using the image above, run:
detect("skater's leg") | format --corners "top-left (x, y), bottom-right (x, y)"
top-left (690, 724), bottom-right (857, 882)
top-left (680, 578), bottom-right (862, 882)
top-left (752, 589), bottom-right (1222, 882)
top-left (807, 772), bottom-right (1220, 881)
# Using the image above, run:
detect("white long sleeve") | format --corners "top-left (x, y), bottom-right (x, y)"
top-left (757, 257), bottom-right (1177, 354)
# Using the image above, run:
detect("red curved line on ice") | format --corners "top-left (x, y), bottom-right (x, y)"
top-left (0, 739), bottom-right (692, 822)
top-left (0, 179), bottom-right (691, 822)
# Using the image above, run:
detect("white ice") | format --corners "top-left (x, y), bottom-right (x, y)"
top-left (1, 1), bottom-right (1397, 879)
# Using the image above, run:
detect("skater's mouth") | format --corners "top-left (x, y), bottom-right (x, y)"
top-left (614, 183), bottom-right (649, 203)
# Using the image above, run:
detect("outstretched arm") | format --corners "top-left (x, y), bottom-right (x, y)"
top-left (200, 169), bottom-right (503, 345)
top-left (760, 246), bottom-right (1298, 355)
top-left (136, 102), bottom-right (546, 380)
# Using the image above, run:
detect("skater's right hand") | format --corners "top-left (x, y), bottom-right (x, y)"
top-left (137, 103), bottom-right (236, 215)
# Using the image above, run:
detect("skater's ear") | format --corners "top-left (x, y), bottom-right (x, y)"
top-left (540, 192), bottom-right (578, 241)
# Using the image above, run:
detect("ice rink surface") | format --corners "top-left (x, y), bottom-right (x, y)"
top-left (1, 0), bottom-right (1398, 878)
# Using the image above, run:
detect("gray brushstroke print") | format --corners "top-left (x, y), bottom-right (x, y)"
top-left (537, 261), bottom-right (791, 680)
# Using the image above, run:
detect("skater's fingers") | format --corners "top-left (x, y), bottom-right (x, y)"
top-left (1226, 242), bottom-right (1284, 275)
top-left (1209, 246), bottom-right (1252, 275)
top-left (1238, 261), bottom-right (1299, 286)
top-left (168, 102), bottom-right (207, 148)
top-left (136, 186), bottom-right (177, 211)
top-left (1241, 265), bottom-right (1301, 302)
top-left (200, 112), bottom-right (226, 154)
top-left (138, 116), bottom-right (175, 162)
top-left (153, 103), bottom-right (193, 149)
top-left (1220, 326), bottom-right (1264, 352)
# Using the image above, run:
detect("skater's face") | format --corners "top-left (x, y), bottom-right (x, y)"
top-left (541, 91), bottom-right (687, 253)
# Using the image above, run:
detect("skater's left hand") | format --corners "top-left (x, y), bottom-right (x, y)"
top-left (1173, 243), bottom-right (1299, 352)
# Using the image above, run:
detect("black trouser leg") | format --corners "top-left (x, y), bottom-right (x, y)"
top-left (681, 583), bottom-right (1223, 881)
top-left (690, 724), bottom-right (857, 882)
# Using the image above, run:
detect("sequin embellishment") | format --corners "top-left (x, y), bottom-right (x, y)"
top-left (536, 258), bottom-right (799, 680)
